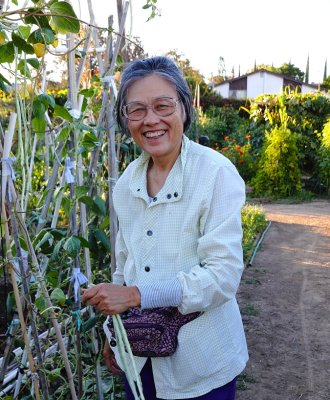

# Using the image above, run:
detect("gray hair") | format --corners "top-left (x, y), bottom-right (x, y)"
top-left (115, 56), bottom-right (193, 134)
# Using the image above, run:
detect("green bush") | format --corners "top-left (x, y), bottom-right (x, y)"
top-left (251, 96), bottom-right (302, 197)
top-left (316, 119), bottom-right (330, 194)
top-left (242, 204), bottom-right (268, 262)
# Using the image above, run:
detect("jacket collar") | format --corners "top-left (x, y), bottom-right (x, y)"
top-left (129, 135), bottom-right (190, 205)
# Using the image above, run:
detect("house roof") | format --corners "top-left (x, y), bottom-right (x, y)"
top-left (214, 69), bottom-right (319, 89)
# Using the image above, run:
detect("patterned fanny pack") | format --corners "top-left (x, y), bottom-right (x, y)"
top-left (108, 307), bottom-right (200, 357)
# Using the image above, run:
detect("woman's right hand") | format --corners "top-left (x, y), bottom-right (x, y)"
top-left (103, 339), bottom-right (123, 376)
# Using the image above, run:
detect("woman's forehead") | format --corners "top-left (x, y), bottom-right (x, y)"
top-left (126, 75), bottom-right (177, 102)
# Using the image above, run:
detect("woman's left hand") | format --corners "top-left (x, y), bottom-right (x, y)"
top-left (81, 283), bottom-right (141, 315)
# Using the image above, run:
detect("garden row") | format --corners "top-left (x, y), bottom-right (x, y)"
top-left (196, 89), bottom-right (330, 197)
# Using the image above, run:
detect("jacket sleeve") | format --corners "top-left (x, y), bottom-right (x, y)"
top-left (177, 164), bottom-right (246, 314)
top-left (112, 228), bottom-right (127, 285)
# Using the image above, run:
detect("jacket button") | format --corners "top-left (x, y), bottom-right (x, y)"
top-left (145, 266), bottom-right (150, 272)
top-left (174, 192), bottom-right (178, 197)
top-left (153, 197), bottom-right (157, 202)
top-left (147, 230), bottom-right (153, 236)
top-left (167, 193), bottom-right (172, 199)
top-left (110, 339), bottom-right (117, 347)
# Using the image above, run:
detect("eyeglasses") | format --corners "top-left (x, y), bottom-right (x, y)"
top-left (122, 97), bottom-right (180, 121)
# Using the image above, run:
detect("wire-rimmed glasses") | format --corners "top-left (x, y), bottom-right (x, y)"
top-left (122, 97), bottom-right (180, 121)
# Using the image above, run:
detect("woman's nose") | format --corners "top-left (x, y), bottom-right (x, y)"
top-left (143, 107), bottom-right (160, 124)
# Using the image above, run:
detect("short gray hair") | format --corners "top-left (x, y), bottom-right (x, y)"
top-left (115, 56), bottom-right (193, 134)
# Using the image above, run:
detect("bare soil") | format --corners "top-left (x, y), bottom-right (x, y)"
top-left (236, 200), bottom-right (330, 400)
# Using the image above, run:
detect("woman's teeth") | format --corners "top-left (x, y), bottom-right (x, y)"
top-left (144, 130), bottom-right (165, 138)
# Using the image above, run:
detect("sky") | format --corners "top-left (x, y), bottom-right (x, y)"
top-left (77, 0), bottom-right (330, 84)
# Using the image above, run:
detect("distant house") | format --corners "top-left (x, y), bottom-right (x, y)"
top-left (213, 69), bottom-right (320, 99)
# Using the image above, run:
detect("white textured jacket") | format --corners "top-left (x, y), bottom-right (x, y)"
top-left (104, 135), bottom-right (248, 399)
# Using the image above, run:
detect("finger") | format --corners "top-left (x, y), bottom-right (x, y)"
top-left (109, 360), bottom-right (123, 375)
top-left (81, 285), bottom-right (99, 303)
top-left (104, 354), bottom-right (123, 375)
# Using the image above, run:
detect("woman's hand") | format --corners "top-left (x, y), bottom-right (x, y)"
top-left (81, 283), bottom-right (141, 315)
top-left (103, 339), bottom-right (123, 375)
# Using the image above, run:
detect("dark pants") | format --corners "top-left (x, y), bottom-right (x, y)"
top-left (124, 359), bottom-right (236, 400)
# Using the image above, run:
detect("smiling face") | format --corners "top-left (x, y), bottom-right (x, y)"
top-left (125, 74), bottom-right (185, 166)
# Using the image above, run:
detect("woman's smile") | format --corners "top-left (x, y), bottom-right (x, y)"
top-left (126, 74), bottom-right (185, 169)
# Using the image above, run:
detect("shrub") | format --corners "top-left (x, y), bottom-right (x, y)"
top-left (251, 97), bottom-right (302, 197)
top-left (316, 119), bottom-right (330, 194)
top-left (241, 204), bottom-right (268, 262)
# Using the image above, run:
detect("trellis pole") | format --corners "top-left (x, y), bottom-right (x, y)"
top-left (0, 114), bottom-right (42, 399)
top-left (7, 178), bottom-right (79, 400)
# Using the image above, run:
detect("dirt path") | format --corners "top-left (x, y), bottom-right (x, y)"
top-left (236, 200), bottom-right (330, 400)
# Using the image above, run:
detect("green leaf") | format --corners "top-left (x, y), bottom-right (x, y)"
top-left (82, 316), bottom-right (99, 333)
top-left (24, 9), bottom-right (52, 29)
top-left (35, 231), bottom-right (53, 251)
top-left (38, 93), bottom-right (55, 108)
top-left (61, 196), bottom-right (71, 217)
top-left (18, 60), bottom-right (31, 78)
top-left (32, 229), bottom-right (52, 249)
top-left (94, 195), bottom-right (107, 216)
top-left (79, 195), bottom-right (95, 208)
top-left (18, 26), bottom-right (31, 40)
top-left (99, 215), bottom-right (110, 230)
top-left (0, 42), bottom-right (15, 63)
top-left (81, 131), bottom-right (100, 148)
top-left (46, 368), bottom-right (62, 382)
top-left (63, 236), bottom-right (81, 257)
top-left (0, 81), bottom-right (8, 93)
top-left (32, 117), bottom-right (47, 133)
top-left (50, 287), bottom-right (66, 306)
top-left (75, 235), bottom-right (91, 249)
top-left (0, 72), bottom-right (10, 85)
top-left (49, 228), bottom-right (66, 239)
top-left (35, 296), bottom-right (47, 312)
top-left (26, 58), bottom-right (40, 69)
top-left (6, 292), bottom-right (16, 314)
top-left (50, 2), bottom-right (80, 34)
top-left (94, 229), bottom-right (111, 251)
top-left (75, 185), bottom-right (89, 199)
top-left (12, 33), bottom-right (34, 54)
top-left (79, 88), bottom-right (94, 98)
top-left (28, 28), bottom-right (55, 45)
top-left (54, 104), bottom-right (73, 121)
top-left (56, 124), bottom-right (71, 142)
top-left (51, 237), bottom-right (65, 261)
top-left (32, 99), bottom-right (46, 118)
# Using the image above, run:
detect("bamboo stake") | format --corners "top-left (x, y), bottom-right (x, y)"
top-left (87, 14), bottom-right (113, 196)
top-left (1, 113), bottom-right (16, 206)
top-left (107, 1), bottom-right (130, 275)
top-left (87, 0), bottom-right (105, 77)
top-left (76, 26), bottom-right (92, 89)
top-left (35, 140), bottom-right (66, 233)
top-left (67, 29), bottom-right (85, 397)
top-left (0, 113), bottom-right (41, 399)
top-left (6, 182), bottom-right (50, 398)
top-left (22, 133), bottom-right (37, 215)
top-left (0, 313), bottom-right (20, 385)
top-left (8, 180), bottom-right (78, 400)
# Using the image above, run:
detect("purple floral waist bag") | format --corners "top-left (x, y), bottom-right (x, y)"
top-left (108, 307), bottom-right (200, 357)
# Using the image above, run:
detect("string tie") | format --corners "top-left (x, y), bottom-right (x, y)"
top-left (64, 157), bottom-right (75, 184)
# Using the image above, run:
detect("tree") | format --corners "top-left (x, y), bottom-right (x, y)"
top-left (247, 64), bottom-right (277, 74)
top-left (305, 55), bottom-right (309, 84)
top-left (218, 56), bottom-right (227, 79)
top-left (278, 62), bottom-right (305, 81)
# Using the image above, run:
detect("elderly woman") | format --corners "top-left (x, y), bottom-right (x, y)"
top-left (82, 56), bottom-right (248, 400)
